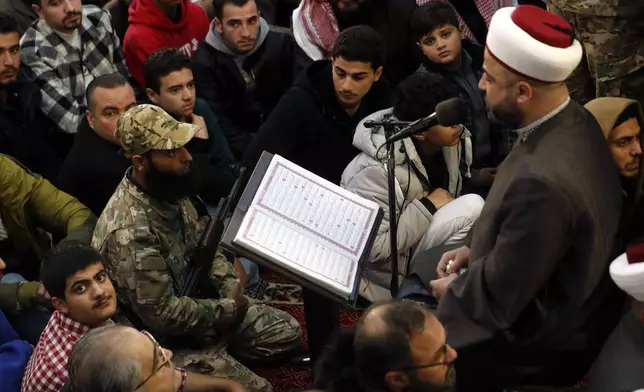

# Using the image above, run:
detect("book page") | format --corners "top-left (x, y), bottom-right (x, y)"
top-left (234, 155), bottom-right (380, 298)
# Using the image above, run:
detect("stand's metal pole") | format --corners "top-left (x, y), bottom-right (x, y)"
top-left (385, 128), bottom-right (399, 298)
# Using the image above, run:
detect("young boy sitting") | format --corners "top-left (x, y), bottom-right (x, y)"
top-left (412, 2), bottom-right (513, 194)
top-left (341, 72), bottom-right (484, 278)
top-left (21, 243), bottom-right (117, 392)
top-left (21, 243), bottom-right (246, 392)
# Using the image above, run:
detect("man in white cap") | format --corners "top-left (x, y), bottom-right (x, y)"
top-left (427, 5), bottom-right (625, 391)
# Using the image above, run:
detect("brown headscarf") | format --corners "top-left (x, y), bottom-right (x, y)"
top-left (585, 97), bottom-right (644, 141)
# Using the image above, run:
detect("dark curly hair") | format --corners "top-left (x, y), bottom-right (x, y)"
top-left (393, 72), bottom-right (459, 122)
top-left (40, 242), bottom-right (106, 300)
top-left (144, 48), bottom-right (191, 92)
top-left (411, 2), bottom-right (460, 42)
top-left (331, 25), bottom-right (385, 71)
top-left (0, 13), bottom-right (18, 35)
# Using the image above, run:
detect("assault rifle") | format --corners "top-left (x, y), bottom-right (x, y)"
top-left (179, 167), bottom-right (246, 297)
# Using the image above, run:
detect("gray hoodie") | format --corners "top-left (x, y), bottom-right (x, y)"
top-left (204, 17), bottom-right (270, 88)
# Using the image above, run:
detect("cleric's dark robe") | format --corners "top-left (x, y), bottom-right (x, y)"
top-left (437, 101), bottom-right (625, 390)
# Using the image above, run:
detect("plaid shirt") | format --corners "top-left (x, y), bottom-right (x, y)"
top-left (516, 98), bottom-right (571, 143)
top-left (20, 5), bottom-right (130, 134)
top-left (21, 311), bottom-right (113, 392)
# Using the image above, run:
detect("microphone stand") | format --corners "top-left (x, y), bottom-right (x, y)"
top-left (364, 116), bottom-right (410, 298)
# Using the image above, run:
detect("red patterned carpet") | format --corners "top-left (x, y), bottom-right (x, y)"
top-left (249, 272), bottom-right (589, 392)
top-left (250, 271), bottom-right (362, 392)
top-left (255, 304), bottom-right (362, 392)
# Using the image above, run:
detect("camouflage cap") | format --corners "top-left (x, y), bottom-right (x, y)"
top-left (116, 104), bottom-right (198, 158)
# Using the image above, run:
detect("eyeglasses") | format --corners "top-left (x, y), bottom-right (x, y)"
top-left (391, 345), bottom-right (451, 372)
top-left (393, 361), bottom-right (451, 372)
top-left (135, 330), bottom-right (171, 390)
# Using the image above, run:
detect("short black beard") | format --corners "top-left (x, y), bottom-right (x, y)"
top-left (144, 159), bottom-right (202, 202)
top-left (404, 364), bottom-right (457, 392)
top-left (0, 76), bottom-right (20, 91)
top-left (488, 106), bottom-right (524, 130)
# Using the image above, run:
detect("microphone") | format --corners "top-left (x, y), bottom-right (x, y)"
top-left (363, 113), bottom-right (410, 129)
top-left (385, 98), bottom-right (467, 144)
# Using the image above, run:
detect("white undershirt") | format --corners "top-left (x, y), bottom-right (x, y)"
top-left (56, 29), bottom-right (95, 90)
top-left (57, 29), bottom-right (81, 50)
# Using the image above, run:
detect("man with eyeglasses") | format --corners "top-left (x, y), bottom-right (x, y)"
top-left (313, 300), bottom-right (458, 392)
top-left (67, 325), bottom-right (247, 392)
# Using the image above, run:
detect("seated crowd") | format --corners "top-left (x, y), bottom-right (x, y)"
top-left (1, 0), bottom-right (644, 391)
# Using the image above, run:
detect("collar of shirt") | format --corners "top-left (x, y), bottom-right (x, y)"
top-left (56, 311), bottom-right (114, 338)
top-left (55, 311), bottom-right (93, 338)
top-left (21, 311), bottom-right (115, 392)
top-left (516, 97), bottom-right (571, 142)
top-left (459, 49), bottom-right (473, 72)
top-left (177, 367), bottom-right (188, 392)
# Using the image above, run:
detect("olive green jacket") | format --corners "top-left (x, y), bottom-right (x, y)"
top-left (0, 155), bottom-right (95, 311)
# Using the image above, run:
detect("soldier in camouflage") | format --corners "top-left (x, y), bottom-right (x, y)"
top-left (547, 0), bottom-right (644, 105)
top-left (91, 104), bottom-right (302, 392)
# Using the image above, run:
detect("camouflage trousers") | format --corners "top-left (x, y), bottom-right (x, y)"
top-left (173, 303), bottom-right (302, 392)
top-left (548, 3), bottom-right (644, 106)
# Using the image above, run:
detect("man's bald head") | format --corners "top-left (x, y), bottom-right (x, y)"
top-left (357, 300), bottom-right (433, 339)
top-left (315, 301), bottom-right (456, 392)
top-left (68, 325), bottom-right (144, 392)
top-left (352, 301), bottom-right (433, 390)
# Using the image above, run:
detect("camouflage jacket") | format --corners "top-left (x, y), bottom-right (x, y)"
top-left (548, 0), bottom-right (644, 82)
top-left (92, 171), bottom-right (241, 339)
top-left (548, 0), bottom-right (642, 16)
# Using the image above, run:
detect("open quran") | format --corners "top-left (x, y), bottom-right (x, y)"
top-left (222, 153), bottom-right (383, 304)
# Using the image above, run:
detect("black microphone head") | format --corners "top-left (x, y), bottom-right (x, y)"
top-left (435, 98), bottom-right (468, 127)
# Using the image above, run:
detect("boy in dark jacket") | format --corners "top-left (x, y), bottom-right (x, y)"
top-left (144, 49), bottom-right (240, 203)
top-left (412, 2), bottom-right (512, 194)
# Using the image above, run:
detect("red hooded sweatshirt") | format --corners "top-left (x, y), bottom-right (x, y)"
top-left (124, 0), bottom-right (209, 87)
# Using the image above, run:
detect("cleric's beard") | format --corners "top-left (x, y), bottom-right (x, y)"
top-left (487, 104), bottom-right (524, 130)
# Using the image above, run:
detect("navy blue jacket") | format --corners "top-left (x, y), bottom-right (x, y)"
top-left (0, 310), bottom-right (33, 392)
